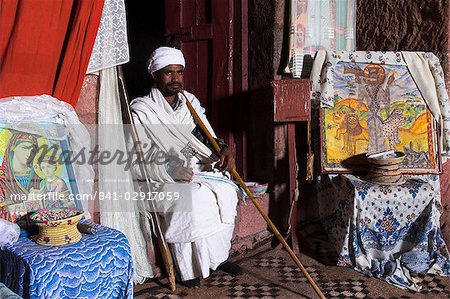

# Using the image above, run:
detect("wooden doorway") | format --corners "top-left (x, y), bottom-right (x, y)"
top-left (165, 0), bottom-right (248, 176)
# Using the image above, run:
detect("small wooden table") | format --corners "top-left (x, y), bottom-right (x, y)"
top-left (271, 79), bottom-right (311, 253)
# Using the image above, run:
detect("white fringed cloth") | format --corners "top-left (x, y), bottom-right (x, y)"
top-left (97, 68), bottom-right (157, 283)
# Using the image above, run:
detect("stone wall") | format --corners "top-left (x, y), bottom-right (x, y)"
top-left (444, 4), bottom-right (450, 243)
top-left (75, 74), bottom-right (100, 222)
top-left (248, 0), bottom-right (276, 222)
top-left (247, 0), bottom-right (296, 230)
top-left (76, 75), bottom-right (99, 125)
top-left (357, 0), bottom-right (449, 65)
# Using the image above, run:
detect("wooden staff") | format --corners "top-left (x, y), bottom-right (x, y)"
top-left (118, 68), bottom-right (176, 292)
top-left (181, 91), bottom-right (326, 299)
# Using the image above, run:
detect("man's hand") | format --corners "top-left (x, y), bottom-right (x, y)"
top-left (217, 147), bottom-right (235, 172)
top-left (170, 166), bottom-right (193, 182)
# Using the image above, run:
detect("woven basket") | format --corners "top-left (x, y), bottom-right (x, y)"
top-left (365, 151), bottom-right (405, 185)
top-left (31, 210), bottom-right (84, 246)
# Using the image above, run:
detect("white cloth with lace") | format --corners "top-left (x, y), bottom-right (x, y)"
top-left (97, 67), bottom-right (156, 283)
top-left (0, 218), bottom-right (20, 248)
top-left (87, 0), bottom-right (129, 73)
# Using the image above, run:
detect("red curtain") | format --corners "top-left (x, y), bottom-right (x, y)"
top-left (0, 0), bottom-right (104, 107)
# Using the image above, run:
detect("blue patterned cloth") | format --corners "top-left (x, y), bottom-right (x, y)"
top-left (318, 174), bottom-right (450, 291)
top-left (0, 224), bottom-right (133, 299)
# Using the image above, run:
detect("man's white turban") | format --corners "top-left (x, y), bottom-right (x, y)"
top-left (147, 47), bottom-right (185, 74)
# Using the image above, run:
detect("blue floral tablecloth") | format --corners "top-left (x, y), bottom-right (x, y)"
top-left (0, 224), bottom-right (133, 299)
top-left (317, 174), bottom-right (450, 291)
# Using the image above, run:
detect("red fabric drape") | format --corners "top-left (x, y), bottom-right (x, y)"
top-left (0, 0), bottom-right (104, 107)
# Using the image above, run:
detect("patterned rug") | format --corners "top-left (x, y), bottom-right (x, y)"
top-left (134, 238), bottom-right (450, 299)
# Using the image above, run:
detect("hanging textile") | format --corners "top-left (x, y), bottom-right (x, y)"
top-left (86, 0), bottom-right (154, 283)
top-left (285, 0), bottom-right (356, 77)
top-left (98, 67), bottom-right (157, 283)
top-left (0, 0), bottom-right (104, 107)
top-left (87, 0), bottom-right (129, 73)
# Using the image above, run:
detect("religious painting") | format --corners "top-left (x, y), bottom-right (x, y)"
top-left (285, 0), bottom-right (356, 77)
top-left (0, 122), bottom-right (82, 223)
top-left (319, 52), bottom-right (440, 173)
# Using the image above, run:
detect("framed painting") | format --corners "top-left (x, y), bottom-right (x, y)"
top-left (0, 121), bottom-right (82, 223)
top-left (317, 51), bottom-right (441, 174)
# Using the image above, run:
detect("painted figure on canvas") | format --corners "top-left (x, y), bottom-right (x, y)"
top-left (35, 155), bottom-right (71, 208)
top-left (0, 128), bottom-right (81, 221)
top-left (0, 132), bottom-right (41, 201)
top-left (333, 110), bottom-right (369, 155)
top-left (343, 64), bottom-right (397, 153)
top-left (323, 61), bottom-right (436, 172)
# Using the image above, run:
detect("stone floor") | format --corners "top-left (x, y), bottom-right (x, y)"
top-left (134, 236), bottom-right (450, 299)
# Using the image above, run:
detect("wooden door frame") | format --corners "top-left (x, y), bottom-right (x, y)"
top-left (233, 0), bottom-right (248, 178)
top-left (165, 0), bottom-right (248, 178)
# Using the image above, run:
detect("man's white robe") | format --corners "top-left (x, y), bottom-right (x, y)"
top-left (130, 87), bottom-right (239, 280)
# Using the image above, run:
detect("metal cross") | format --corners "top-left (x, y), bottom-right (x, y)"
top-left (180, 142), bottom-right (195, 167)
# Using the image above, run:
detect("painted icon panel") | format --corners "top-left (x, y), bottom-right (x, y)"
top-left (0, 122), bottom-right (82, 222)
top-left (321, 61), bottom-right (439, 173)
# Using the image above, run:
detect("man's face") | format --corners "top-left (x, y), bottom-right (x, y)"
top-left (154, 64), bottom-right (184, 97)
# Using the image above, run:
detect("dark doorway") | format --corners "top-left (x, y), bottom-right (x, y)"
top-left (122, 0), bottom-right (248, 176)
top-left (122, 0), bottom-right (165, 100)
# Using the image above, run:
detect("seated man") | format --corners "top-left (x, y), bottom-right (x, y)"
top-left (130, 46), bottom-right (241, 288)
